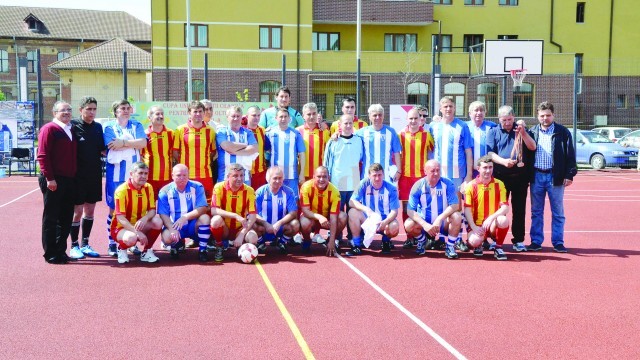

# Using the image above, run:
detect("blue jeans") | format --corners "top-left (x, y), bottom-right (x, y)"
top-left (529, 171), bottom-right (565, 246)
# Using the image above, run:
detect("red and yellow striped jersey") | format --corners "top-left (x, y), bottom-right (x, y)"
top-left (399, 128), bottom-right (434, 178)
top-left (112, 180), bottom-right (156, 232)
top-left (173, 122), bottom-right (217, 180)
top-left (464, 177), bottom-right (508, 226)
top-left (245, 125), bottom-right (268, 174)
top-left (141, 126), bottom-right (174, 181)
top-left (297, 124), bottom-right (330, 179)
top-left (300, 180), bottom-right (341, 218)
top-left (329, 117), bottom-right (367, 136)
top-left (211, 181), bottom-right (257, 230)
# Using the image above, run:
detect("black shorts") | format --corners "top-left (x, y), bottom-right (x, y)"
top-left (75, 175), bottom-right (102, 205)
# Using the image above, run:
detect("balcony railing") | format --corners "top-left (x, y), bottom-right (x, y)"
top-left (313, 0), bottom-right (433, 25)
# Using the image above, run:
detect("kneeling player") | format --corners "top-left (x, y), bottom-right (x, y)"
top-left (254, 166), bottom-right (300, 254)
top-left (299, 166), bottom-right (347, 257)
top-left (111, 162), bottom-right (163, 264)
top-left (347, 163), bottom-right (400, 255)
top-left (210, 163), bottom-right (258, 262)
top-left (463, 155), bottom-right (510, 260)
top-left (404, 160), bottom-right (462, 259)
top-left (158, 164), bottom-right (212, 262)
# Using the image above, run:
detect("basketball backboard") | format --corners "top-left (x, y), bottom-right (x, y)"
top-left (483, 40), bottom-right (544, 76)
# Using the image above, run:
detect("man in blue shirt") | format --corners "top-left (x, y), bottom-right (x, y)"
top-left (258, 86), bottom-right (304, 130)
top-left (216, 106), bottom-right (258, 183)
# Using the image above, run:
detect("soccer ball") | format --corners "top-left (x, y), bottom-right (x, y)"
top-left (238, 243), bottom-right (258, 264)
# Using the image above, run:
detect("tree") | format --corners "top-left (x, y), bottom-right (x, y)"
top-left (0, 90), bottom-right (5, 101)
top-left (398, 49), bottom-right (425, 104)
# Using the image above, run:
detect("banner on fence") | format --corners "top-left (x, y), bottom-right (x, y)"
top-left (0, 101), bottom-right (35, 174)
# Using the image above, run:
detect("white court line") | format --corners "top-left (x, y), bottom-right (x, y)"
top-left (337, 254), bottom-right (467, 360)
top-left (565, 199), bottom-right (639, 202)
top-left (0, 188), bottom-right (39, 208)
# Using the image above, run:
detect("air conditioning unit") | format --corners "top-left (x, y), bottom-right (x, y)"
top-left (593, 115), bottom-right (607, 126)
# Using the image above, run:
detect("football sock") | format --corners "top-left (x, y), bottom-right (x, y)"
top-left (198, 225), bottom-right (210, 252)
top-left (70, 221), bottom-right (80, 246)
top-left (352, 236), bottom-right (362, 247)
top-left (107, 213), bottom-right (115, 246)
top-left (447, 235), bottom-right (457, 248)
top-left (81, 217), bottom-right (94, 246)
top-left (210, 226), bottom-right (224, 247)
top-left (495, 226), bottom-right (509, 247)
top-left (144, 229), bottom-right (161, 251)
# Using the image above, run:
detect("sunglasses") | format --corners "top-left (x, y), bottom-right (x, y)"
top-left (419, 114), bottom-right (429, 118)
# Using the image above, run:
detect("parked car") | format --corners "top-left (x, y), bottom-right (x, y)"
top-left (592, 127), bottom-right (632, 142)
top-left (569, 129), bottom-right (637, 169)
top-left (618, 129), bottom-right (640, 149)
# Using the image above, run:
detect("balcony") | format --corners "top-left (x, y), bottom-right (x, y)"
top-left (313, 0), bottom-right (433, 25)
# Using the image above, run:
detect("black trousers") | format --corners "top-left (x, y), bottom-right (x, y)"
top-left (39, 175), bottom-right (76, 260)
top-left (496, 174), bottom-right (529, 244)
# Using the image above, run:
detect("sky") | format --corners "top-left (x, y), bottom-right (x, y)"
top-left (2, 0), bottom-right (151, 24)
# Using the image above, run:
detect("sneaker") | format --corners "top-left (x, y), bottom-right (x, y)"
top-left (169, 248), bottom-right (179, 260)
top-left (185, 239), bottom-right (197, 248)
top-left (482, 240), bottom-right (491, 250)
top-left (403, 238), bottom-right (414, 249)
top-left (222, 240), bottom-right (230, 251)
top-left (277, 241), bottom-right (288, 255)
top-left (381, 241), bottom-right (391, 254)
top-left (214, 247), bottom-right (224, 262)
top-left (553, 244), bottom-right (568, 253)
top-left (473, 247), bottom-right (484, 257)
top-left (176, 239), bottom-right (186, 253)
top-left (199, 250), bottom-right (210, 262)
top-left (292, 234), bottom-right (303, 245)
top-left (257, 242), bottom-right (267, 254)
top-left (69, 246), bottom-right (85, 260)
top-left (80, 245), bottom-right (100, 258)
top-left (108, 243), bottom-right (118, 257)
top-left (117, 248), bottom-right (130, 264)
top-left (527, 243), bottom-right (543, 251)
top-left (345, 246), bottom-right (362, 256)
top-left (494, 248), bottom-right (508, 261)
top-left (388, 241), bottom-right (395, 250)
top-left (128, 246), bottom-right (142, 256)
top-left (445, 245), bottom-right (458, 259)
top-left (206, 240), bottom-right (216, 252)
top-left (141, 249), bottom-right (159, 263)
top-left (488, 242), bottom-right (496, 251)
top-left (415, 241), bottom-right (426, 255)
top-left (312, 233), bottom-right (326, 244)
top-left (513, 242), bottom-right (528, 252)
top-left (456, 239), bottom-right (469, 252)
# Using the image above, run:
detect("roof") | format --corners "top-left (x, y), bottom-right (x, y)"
top-left (0, 5), bottom-right (150, 42)
top-left (49, 38), bottom-right (151, 72)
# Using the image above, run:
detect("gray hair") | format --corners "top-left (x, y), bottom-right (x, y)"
top-left (368, 103), bottom-right (384, 114)
top-left (497, 105), bottom-right (514, 118)
top-left (302, 102), bottom-right (318, 113)
top-left (147, 105), bottom-right (164, 118)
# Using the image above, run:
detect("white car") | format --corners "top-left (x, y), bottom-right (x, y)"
top-left (592, 127), bottom-right (632, 143)
top-left (618, 129), bottom-right (640, 149)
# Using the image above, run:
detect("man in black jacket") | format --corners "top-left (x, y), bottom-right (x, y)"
top-left (527, 101), bottom-right (577, 253)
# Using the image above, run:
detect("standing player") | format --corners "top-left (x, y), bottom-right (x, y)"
top-left (356, 104), bottom-right (402, 185)
top-left (209, 163), bottom-right (259, 262)
top-left (157, 164), bottom-right (212, 262)
top-left (347, 163), bottom-right (400, 255)
top-left (69, 96), bottom-right (104, 259)
top-left (103, 99), bottom-right (147, 256)
top-left (297, 102), bottom-right (330, 182)
top-left (259, 86), bottom-right (304, 129)
top-left (404, 160), bottom-right (462, 258)
top-left (299, 166), bottom-right (348, 256)
top-left (254, 166), bottom-right (300, 254)
top-left (324, 114), bottom-right (365, 243)
top-left (466, 101), bottom-right (497, 176)
top-left (111, 162), bottom-right (163, 264)
top-left (216, 105), bottom-right (257, 183)
top-left (265, 108), bottom-right (306, 197)
top-left (398, 107), bottom-right (434, 248)
top-left (329, 97), bottom-right (367, 136)
top-left (243, 105), bottom-right (270, 189)
top-left (463, 155), bottom-right (510, 260)
top-left (141, 105), bottom-right (174, 199)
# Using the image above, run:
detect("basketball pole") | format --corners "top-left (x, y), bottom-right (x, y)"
top-left (572, 55), bottom-right (579, 154)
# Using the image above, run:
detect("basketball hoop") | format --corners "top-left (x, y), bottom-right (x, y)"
top-left (510, 69), bottom-right (527, 88)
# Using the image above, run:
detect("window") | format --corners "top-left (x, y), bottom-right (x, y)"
top-left (407, 82), bottom-right (429, 106)
top-left (184, 24), bottom-right (208, 47)
top-left (184, 79), bottom-right (205, 101)
top-left (259, 80), bottom-right (282, 102)
top-left (513, 83), bottom-right (534, 117)
top-left (576, 3), bottom-right (585, 23)
top-left (27, 51), bottom-right (37, 73)
top-left (312, 94), bottom-right (327, 116)
top-left (444, 83), bottom-right (466, 116)
top-left (433, 0), bottom-right (452, 4)
top-left (432, 34), bottom-right (452, 52)
top-left (576, 53), bottom-right (583, 74)
top-left (0, 50), bottom-right (8, 73)
top-left (313, 32), bottom-right (340, 51)
top-left (464, 0), bottom-right (483, 5)
top-left (616, 94), bottom-right (627, 109)
top-left (477, 83), bottom-right (499, 117)
top-left (498, 35), bottom-right (518, 40)
top-left (334, 94), bottom-right (356, 116)
top-left (499, 0), bottom-right (518, 5)
top-left (635, 95), bottom-right (640, 109)
top-left (463, 34), bottom-right (484, 52)
top-left (385, 34), bottom-right (417, 52)
top-left (57, 52), bottom-right (70, 61)
top-left (260, 26), bottom-right (282, 49)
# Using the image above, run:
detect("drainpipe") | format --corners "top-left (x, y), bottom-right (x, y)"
top-left (296, 0), bottom-right (301, 107)
top-left (549, 0), bottom-right (562, 52)
top-left (606, 0), bottom-right (615, 118)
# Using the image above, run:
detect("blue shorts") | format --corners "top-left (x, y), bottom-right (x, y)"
top-left (105, 180), bottom-right (124, 209)
top-left (176, 219), bottom-right (199, 239)
top-left (283, 179), bottom-right (300, 199)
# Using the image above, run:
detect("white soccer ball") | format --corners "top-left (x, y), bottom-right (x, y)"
top-left (238, 243), bottom-right (258, 264)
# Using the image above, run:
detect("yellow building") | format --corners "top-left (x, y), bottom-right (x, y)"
top-left (151, 0), bottom-right (640, 126)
